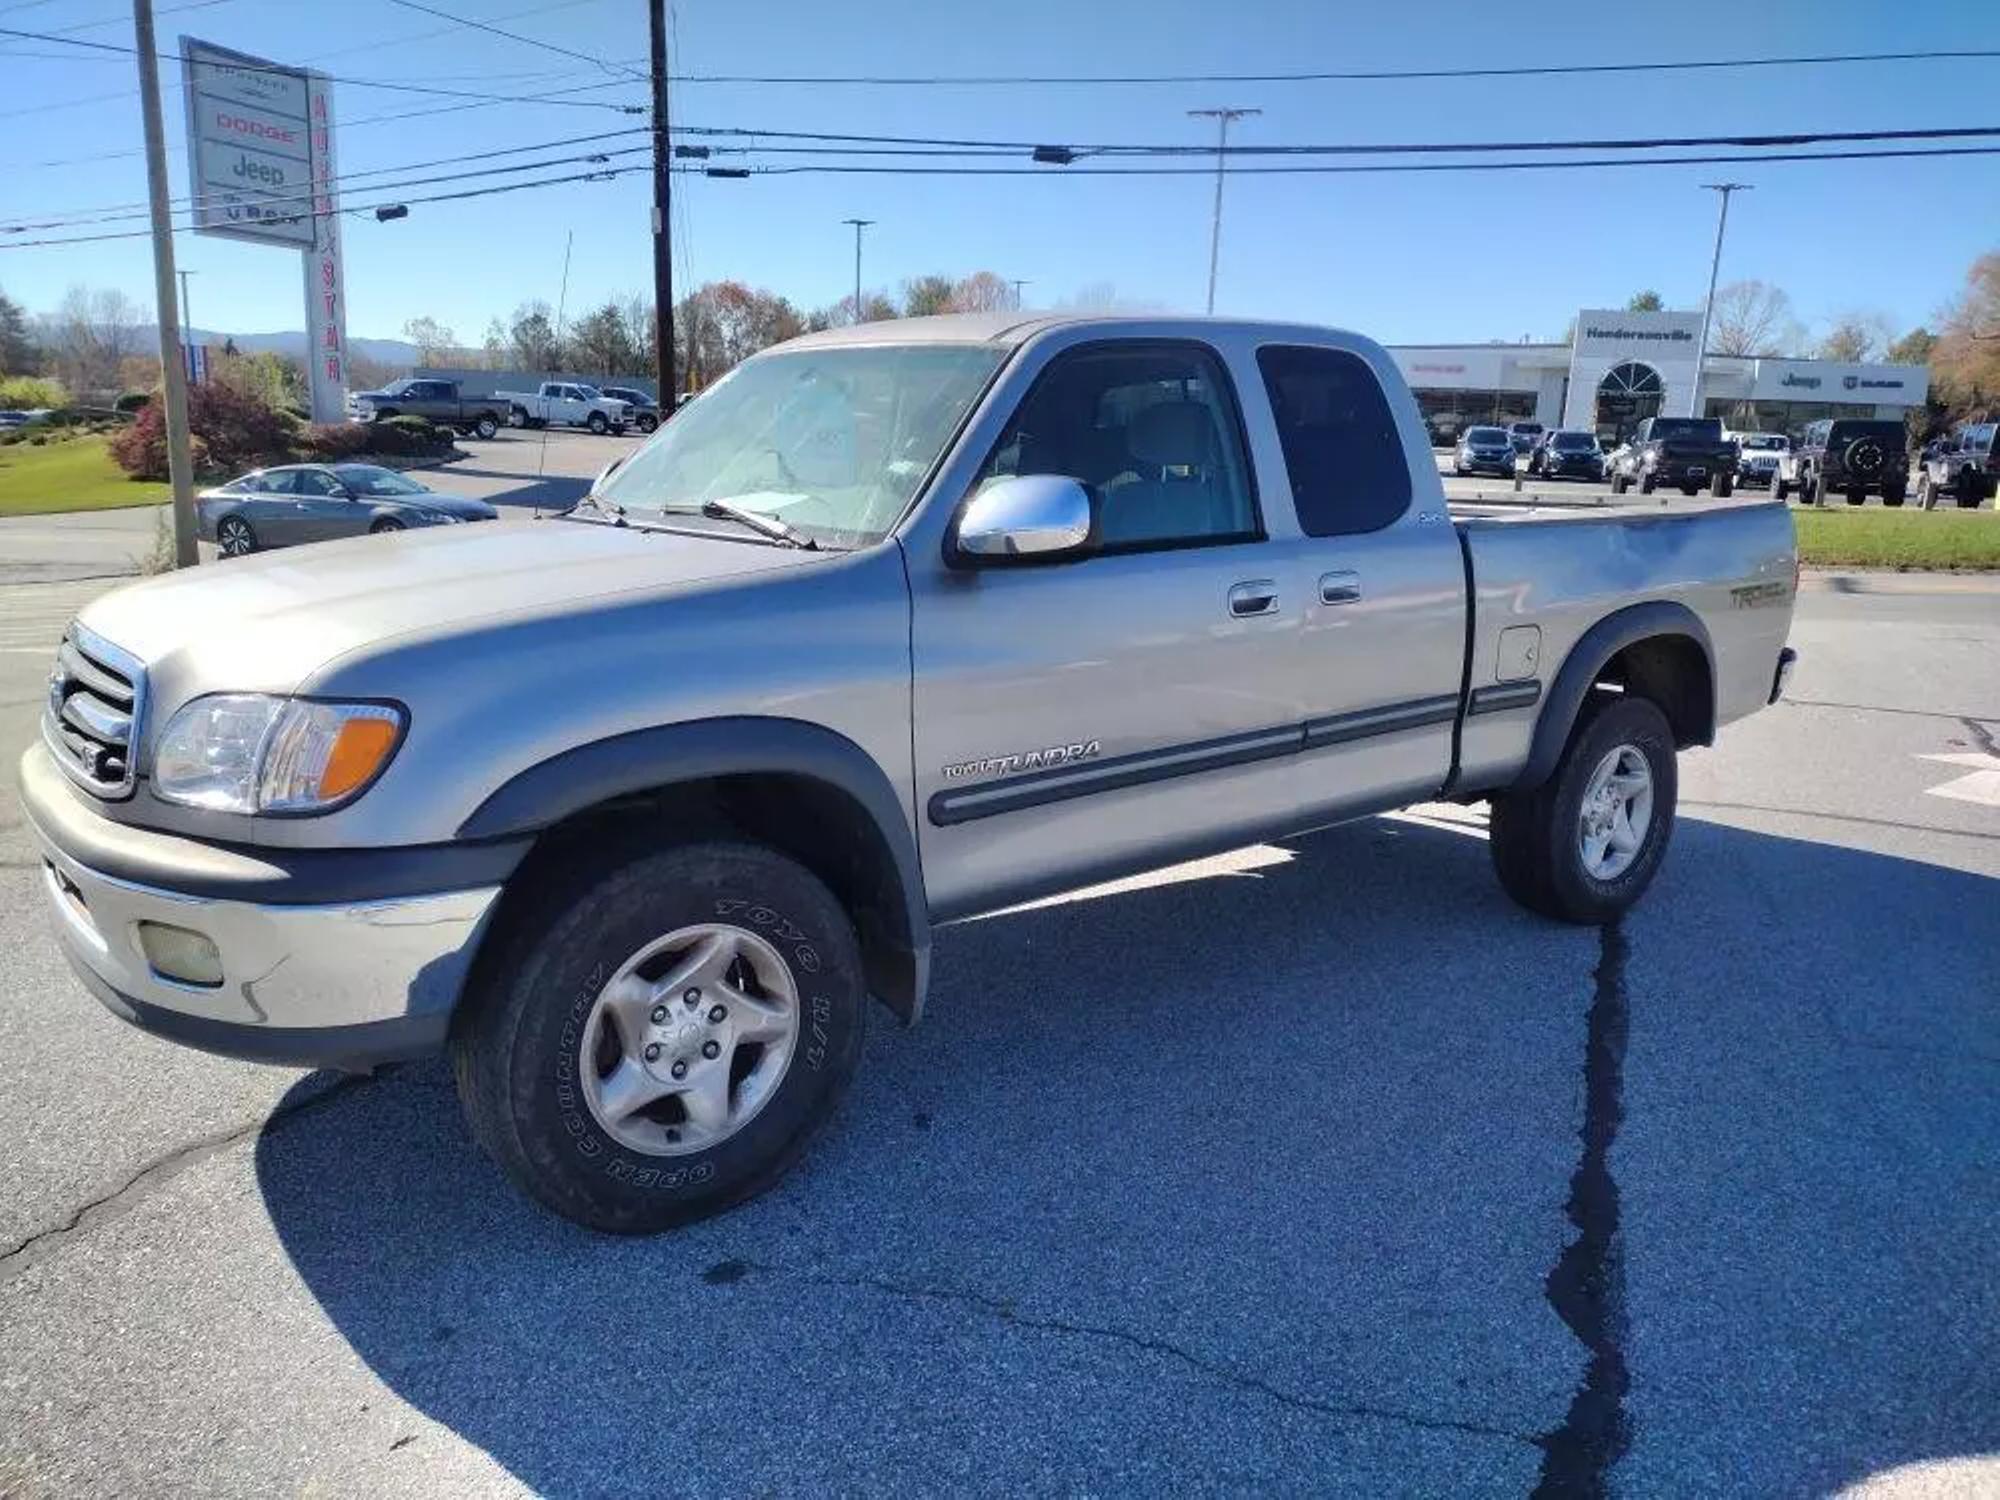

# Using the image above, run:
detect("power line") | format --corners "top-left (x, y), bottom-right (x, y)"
top-left (384, 0), bottom-right (646, 84)
top-left (659, 47), bottom-right (2000, 86)
top-left (0, 24), bottom-right (645, 108)
top-left (6, 126), bottom-right (650, 226)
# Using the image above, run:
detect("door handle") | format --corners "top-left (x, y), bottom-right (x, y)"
top-left (1319, 570), bottom-right (1362, 605)
top-left (1228, 579), bottom-right (1279, 617)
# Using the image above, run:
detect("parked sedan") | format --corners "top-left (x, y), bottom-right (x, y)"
top-left (1453, 425), bottom-right (1517, 477)
top-left (197, 463), bottom-right (498, 556)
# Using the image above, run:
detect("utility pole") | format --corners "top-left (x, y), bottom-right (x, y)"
top-left (1689, 182), bottom-right (1750, 416)
top-left (133, 0), bottom-right (196, 567)
top-left (842, 218), bottom-right (874, 323)
top-left (1188, 106), bottom-right (1259, 315)
top-left (649, 0), bottom-right (675, 403)
top-left (1010, 279), bottom-right (1030, 309)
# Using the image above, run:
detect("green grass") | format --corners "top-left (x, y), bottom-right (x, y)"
top-left (0, 433), bottom-right (167, 516)
top-left (1793, 505), bottom-right (2000, 570)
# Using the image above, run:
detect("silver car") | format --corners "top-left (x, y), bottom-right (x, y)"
top-left (197, 463), bottom-right (499, 556)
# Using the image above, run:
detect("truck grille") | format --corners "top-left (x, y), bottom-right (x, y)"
top-left (42, 624), bottom-right (146, 799)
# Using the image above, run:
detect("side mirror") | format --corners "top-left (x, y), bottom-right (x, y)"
top-left (953, 475), bottom-right (1093, 565)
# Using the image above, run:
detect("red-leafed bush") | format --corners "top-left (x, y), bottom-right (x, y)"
top-left (109, 382), bottom-right (296, 479)
top-left (301, 421), bottom-right (370, 459)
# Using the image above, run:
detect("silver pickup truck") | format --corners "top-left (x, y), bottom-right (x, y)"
top-left (23, 314), bottom-right (1798, 1232)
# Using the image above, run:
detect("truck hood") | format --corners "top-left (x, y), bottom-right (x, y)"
top-left (76, 516), bottom-right (826, 698)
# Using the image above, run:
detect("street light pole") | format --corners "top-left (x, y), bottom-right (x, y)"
top-left (1010, 278), bottom-right (1030, 309)
top-left (1689, 182), bottom-right (1750, 416)
top-left (1188, 106), bottom-right (1259, 315)
top-left (842, 217), bottom-right (874, 323)
top-left (132, 0), bottom-right (196, 568)
top-left (649, 0), bottom-right (676, 403)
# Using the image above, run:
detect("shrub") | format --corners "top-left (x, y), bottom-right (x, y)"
top-left (114, 390), bottom-right (153, 414)
top-left (364, 413), bottom-right (452, 457)
top-left (301, 421), bottom-right (370, 459)
top-left (0, 374), bottom-right (66, 409)
top-left (109, 381), bottom-right (293, 479)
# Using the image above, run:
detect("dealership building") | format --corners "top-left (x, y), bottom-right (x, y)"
top-left (1386, 307), bottom-right (1928, 446)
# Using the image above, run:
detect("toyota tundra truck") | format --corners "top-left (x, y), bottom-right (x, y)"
top-left (23, 314), bottom-right (1799, 1233)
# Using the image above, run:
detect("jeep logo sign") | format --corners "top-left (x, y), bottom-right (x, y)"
top-left (1782, 373), bottom-right (1823, 390)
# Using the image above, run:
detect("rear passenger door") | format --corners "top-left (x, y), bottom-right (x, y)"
top-left (1253, 343), bottom-right (1469, 825)
top-left (908, 338), bottom-right (1305, 918)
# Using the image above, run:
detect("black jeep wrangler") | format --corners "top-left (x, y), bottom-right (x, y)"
top-left (1786, 417), bottom-right (1908, 507)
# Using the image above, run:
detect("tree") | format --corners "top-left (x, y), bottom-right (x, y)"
top-left (401, 316), bottom-right (457, 365)
top-left (0, 287), bottom-right (37, 375)
top-left (1886, 327), bottom-right (1936, 366)
top-left (673, 281), bottom-right (804, 386)
top-left (1626, 289), bottom-right (1664, 312)
top-left (508, 301), bottom-right (561, 373)
top-left (620, 295), bottom-right (655, 373)
top-left (1706, 279), bottom-right (1802, 357)
top-left (1814, 311), bottom-right (1892, 363)
top-left (951, 271), bottom-right (1013, 312)
top-left (41, 285), bottom-right (147, 397)
top-left (212, 349), bottom-right (305, 413)
top-left (568, 300), bottom-right (634, 378)
top-left (1933, 249), bottom-right (2000, 407)
top-left (481, 317), bottom-right (509, 370)
top-left (901, 274), bottom-right (957, 317)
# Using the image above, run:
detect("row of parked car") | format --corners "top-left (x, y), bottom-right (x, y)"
top-left (1451, 415), bottom-right (1997, 509)
top-left (345, 378), bottom-right (665, 437)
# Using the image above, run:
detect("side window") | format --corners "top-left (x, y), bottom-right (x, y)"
top-left (1255, 345), bottom-right (1412, 536)
top-left (260, 470), bottom-right (300, 495)
top-left (976, 342), bottom-right (1257, 551)
top-left (297, 470), bottom-right (342, 496)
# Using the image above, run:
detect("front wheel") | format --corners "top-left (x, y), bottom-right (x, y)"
top-left (508, 406), bottom-right (528, 428)
top-left (1712, 473), bottom-right (1733, 498)
top-left (587, 412), bottom-right (610, 435)
top-left (1774, 476), bottom-right (1790, 501)
top-left (637, 414), bottom-right (659, 434)
top-left (1882, 487), bottom-right (1905, 509)
top-left (1639, 471), bottom-right (1657, 495)
top-left (1960, 471), bottom-right (1987, 509)
top-left (216, 515), bottom-right (257, 557)
top-left (451, 841), bottom-right (866, 1233)
top-left (1846, 486), bottom-right (1866, 507)
top-left (369, 517), bottom-right (405, 534)
top-left (1803, 470), bottom-right (1821, 506)
top-left (1488, 694), bottom-right (1678, 924)
top-left (1610, 470), bottom-right (1629, 495)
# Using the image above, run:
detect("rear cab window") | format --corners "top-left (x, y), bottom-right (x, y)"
top-left (1255, 345), bottom-right (1411, 536)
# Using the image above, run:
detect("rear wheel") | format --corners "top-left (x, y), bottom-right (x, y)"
top-left (1488, 694), bottom-right (1678, 924)
top-left (450, 840), bottom-right (866, 1233)
top-left (1712, 473), bottom-right (1734, 498)
top-left (1961, 471), bottom-right (1987, 509)
top-left (1882, 486), bottom-right (1905, 508)
top-left (1803, 469), bottom-right (1822, 506)
top-left (216, 515), bottom-right (257, 557)
top-left (474, 415), bottom-right (499, 440)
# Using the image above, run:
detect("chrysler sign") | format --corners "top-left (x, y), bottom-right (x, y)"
top-left (180, 37), bottom-right (316, 246)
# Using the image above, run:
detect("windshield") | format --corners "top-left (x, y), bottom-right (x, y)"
top-left (596, 344), bottom-right (1007, 547)
top-left (574, 384), bottom-right (602, 399)
top-left (334, 464), bottom-right (428, 496)
top-left (1740, 435), bottom-right (1787, 451)
top-left (1465, 427), bottom-right (1508, 443)
top-left (1552, 432), bottom-right (1596, 451)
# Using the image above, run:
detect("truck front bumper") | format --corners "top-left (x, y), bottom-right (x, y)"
top-left (21, 746), bottom-right (513, 1071)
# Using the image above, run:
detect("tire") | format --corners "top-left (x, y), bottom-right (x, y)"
top-left (216, 515), bottom-right (257, 557)
top-left (1488, 693), bottom-right (1678, 925)
top-left (1712, 473), bottom-right (1733, 498)
top-left (1846, 486), bottom-right (1865, 507)
top-left (1610, 471), bottom-right (1628, 496)
top-left (638, 414), bottom-right (659, 434)
top-left (1681, 483), bottom-right (1699, 498)
top-left (1882, 487), bottom-right (1905, 509)
top-left (1773, 476), bottom-right (1790, 501)
top-left (1960, 471), bottom-right (1986, 510)
top-left (508, 406), bottom-right (527, 428)
top-left (369, 517), bottom-right (405, 534)
top-left (1639, 471), bottom-right (1657, 495)
top-left (474, 416), bottom-right (499, 440)
top-left (450, 840), bottom-right (866, 1233)
top-left (1803, 470), bottom-right (1821, 506)
top-left (587, 411), bottom-right (609, 435)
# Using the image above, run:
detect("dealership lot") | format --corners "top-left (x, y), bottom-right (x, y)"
top-left (1, 533), bottom-right (1995, 1492)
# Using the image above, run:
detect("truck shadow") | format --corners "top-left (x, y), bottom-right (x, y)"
top-left (254, 812), bottom-right (2000, 1495)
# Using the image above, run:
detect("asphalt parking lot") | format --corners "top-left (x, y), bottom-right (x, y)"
top-left (1, 462), bottom-right (1997, 1493)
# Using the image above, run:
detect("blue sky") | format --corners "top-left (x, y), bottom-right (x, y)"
top-left (2, 0), bottom-right (1996, 348)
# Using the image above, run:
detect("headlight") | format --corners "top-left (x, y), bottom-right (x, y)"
top-left (153, 695), bottom-right (405, 814)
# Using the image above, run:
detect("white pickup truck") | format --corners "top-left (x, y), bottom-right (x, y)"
top-left (495, 381), bottom-right (633, 435)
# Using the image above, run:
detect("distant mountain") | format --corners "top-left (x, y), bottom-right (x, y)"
top-left (170, 327), bottom-right (419, 365)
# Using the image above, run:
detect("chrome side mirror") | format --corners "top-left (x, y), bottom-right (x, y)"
top-left (954, 475), bottom-right (1093, 564)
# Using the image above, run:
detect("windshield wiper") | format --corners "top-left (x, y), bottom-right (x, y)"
top-left (565, 492), bottom-right (627, 525)
top-left (694, 497), bottom-right (816, 550)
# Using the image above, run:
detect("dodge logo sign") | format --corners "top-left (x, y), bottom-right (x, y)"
top-left (1843, 375), bottom-right (1860, 390)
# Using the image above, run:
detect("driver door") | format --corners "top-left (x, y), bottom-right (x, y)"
top-left (291, 468), bottom-right (357, 541)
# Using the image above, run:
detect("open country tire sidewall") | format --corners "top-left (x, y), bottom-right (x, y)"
top-left (502, 846), bottom-right (864, 1228)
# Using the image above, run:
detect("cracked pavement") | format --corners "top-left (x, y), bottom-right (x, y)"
top-left (2, 573), bottom-right (1996, 1496)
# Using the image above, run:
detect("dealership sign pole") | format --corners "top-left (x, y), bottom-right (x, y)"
top-left (180, 36), bottom-right (347, 422)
